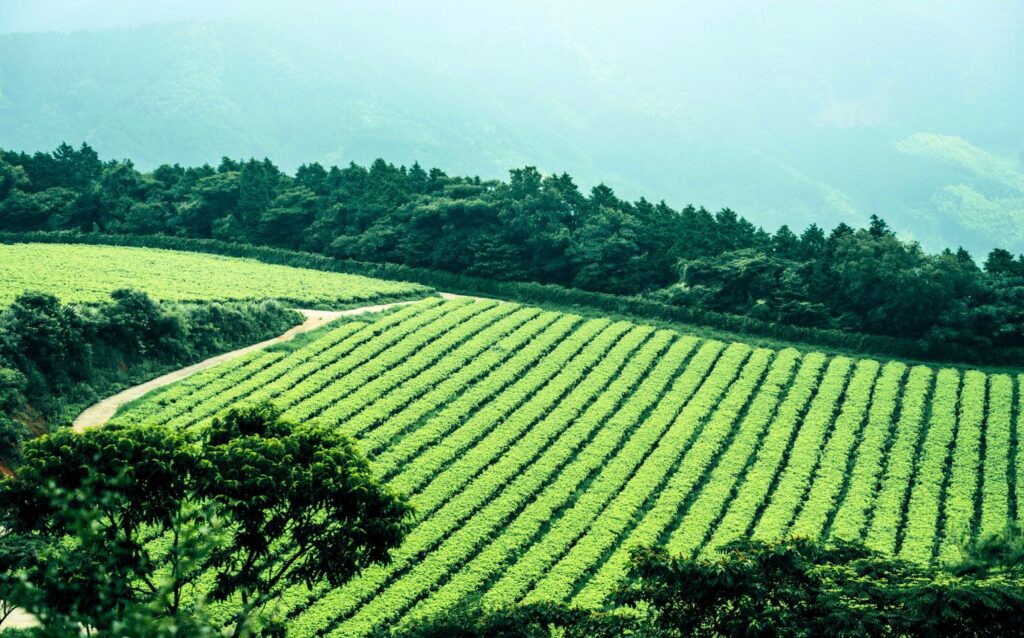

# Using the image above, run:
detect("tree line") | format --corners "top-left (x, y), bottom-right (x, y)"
top-left (3, 143), bottom-right (1024, 354)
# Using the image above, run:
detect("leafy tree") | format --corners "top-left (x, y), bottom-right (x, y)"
top-left (51, 142), bottom-right (102, 190)
top-left (257, 186), bottom-right (320, 249)
top-left (95, 289), bottom-right (186, 359)
top-left (868, 213), bottom-right (894, 238)
top-left (237, 159), bottom-right (276, 236)
top-left (0, 188), bottom-right (78, 231)
top-left (0, 158), bottom-right (29, 201)
top-left (568, 187), bottom-right (649, 293)
top-left (984, 248), bottom-right (1024, 277)
top-left (798, 223), bottom-right (826, 260)
top-left (619, 537), bottom-right (1024, 638)
top-left (294, 162), bottom-right (329, 196)
top-left (771, 224), bottom-right (801, 260)
top-left (0, 403), bottom-right (412, 636)
top-left (0, 292), bottom-right (92, 394)
top-left (0, 365), bottom-right (28, 461)
top-left (185, 171), bottom-right (240, 238)
top-left (112, 200), bottom-right (170, 235)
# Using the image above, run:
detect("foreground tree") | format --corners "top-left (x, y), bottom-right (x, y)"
top-left (0, 403), bottom-right (412, 637)
top-left (619, 537), bottom-right (1024, 638)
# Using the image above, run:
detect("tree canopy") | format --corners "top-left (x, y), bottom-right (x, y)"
top-left (0, 403), bottom-right (412, 637)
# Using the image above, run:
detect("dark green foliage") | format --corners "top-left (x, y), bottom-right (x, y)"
top-left (199, 404), bottom-right (412, 615)
top-left (1, 425), bottom-right (197, 631)
top-left (0, 368), bottom-right (28, 460)
top-left (375, 600), bottom-right (636, 638)
top-left (0, 289), bottom-right (299, 464)
top-left (4, 143), bottom-right (1024, 359)
top-left (619, 538), bottom-right (1024, 638)
top-left (0, 403), bottom-right (411, 637)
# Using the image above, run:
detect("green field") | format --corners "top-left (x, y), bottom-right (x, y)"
top-left (0, 243), bottom-right (432, 306)
top-left (113, 297), bottom-right (1022, 636)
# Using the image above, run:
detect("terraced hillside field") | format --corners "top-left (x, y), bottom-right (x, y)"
top-left (0, 242), bottom-right (431, 305)
top-left (115, 297), bottom-right (1023, 636)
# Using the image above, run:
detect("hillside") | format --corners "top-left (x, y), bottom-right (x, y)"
top-left (2, 5), bottom-right (1023, 256)
top-left (0, 242), bottom-right (431, 306)
top-left (113, 296), bottom-right (1022, 636)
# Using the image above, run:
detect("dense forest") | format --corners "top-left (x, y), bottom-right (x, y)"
top-left (3, 143), bottom-right (1024, 352)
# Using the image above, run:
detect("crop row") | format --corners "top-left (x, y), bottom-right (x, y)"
top-left (827, 361), bottom-right (907, 542)
top-left (788, 359), bottom-right (880, 539)
top-left (176, 299), bottom-right (457, 432)
top-left (399, 336), bottom-right (703, 626)
top-left (702, 352), bottom-right (828, 553)
top-left (383, 319), bottom-right (620, 497)
top-left (286, 324), bottom-right (665, 637)
top-left (345, 308), bottom-right (552, 448)
top-left (169, 300), bottom-right (449, 432)
top-left (282, 301), bottom-right (498, 423)
top-left (367, 314), bottom-right (586, 480)
top-left (532, 348), bottom-right (773, 604)
top-left (655, 349), bottom-right (800, 564)
top-left (863, 366), bottom-right (933, 553)
top-left (899, 368), bottom-right (961, 563)
top-left (980, 375), bottom-right (1013, 539)
top-left (325, 330), bottom-right (677, 637)
top-left (336, 327), bottom-right (670, 634)
top-left (938, 370), bottom-right (986, 563)
top-left (750, 356), bottom-right (854, 541)
top-left (313, 303), bottom-right (529, 436)
top-left (274, 319), bottom-right (634, 630)
top-left (470, 338), bottom-right (725, 610)
top-left (155, 317), bottom-right (373, 427)
top-left (566, 347), bottom-right (788, 608)
top-left (483, 342), bottom-right (747, 609)
top-left (280, 300), bottom-right (489, 423)
top-left (353, 310), bottom-right (571, 463)
top-left (111, 349), bottom-right (274, 425)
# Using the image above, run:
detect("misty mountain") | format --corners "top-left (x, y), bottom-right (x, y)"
top-left (1, 2), bottom-right (1022, 255)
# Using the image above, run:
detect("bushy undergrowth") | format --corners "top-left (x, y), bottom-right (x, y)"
top-left (0, 289), bottom-right (300, 463)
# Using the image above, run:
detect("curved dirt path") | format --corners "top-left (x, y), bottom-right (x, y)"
top-left (71, 299), bottom-right (427, 432)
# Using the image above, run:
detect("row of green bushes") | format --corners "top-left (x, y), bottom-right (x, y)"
top-left (3, 231), bottom-right (1021, 366)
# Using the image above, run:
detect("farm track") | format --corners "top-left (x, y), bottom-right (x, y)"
top-left (72, 295), bottom-right (476, 431)
top-left (90, 297), bottom-right (1024, 637)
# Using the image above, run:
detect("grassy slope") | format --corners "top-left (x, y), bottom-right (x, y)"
top-left (0, 243), bottom-right (433, 307)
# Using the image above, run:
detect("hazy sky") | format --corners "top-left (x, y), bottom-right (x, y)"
top-left (2, 1), bottom-right (1022, 253)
